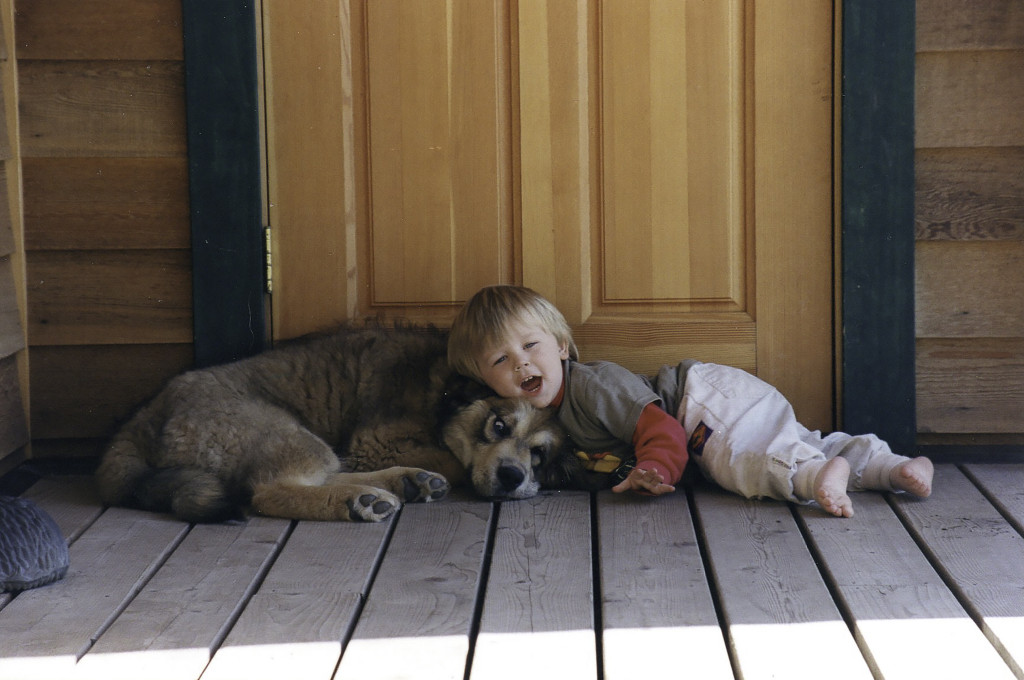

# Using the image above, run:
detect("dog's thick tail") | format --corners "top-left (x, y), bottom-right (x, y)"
top-left (95, 420), bottom-right (243, 523)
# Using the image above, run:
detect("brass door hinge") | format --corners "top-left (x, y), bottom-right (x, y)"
top-left (264, 226), bottom-right (273, 294)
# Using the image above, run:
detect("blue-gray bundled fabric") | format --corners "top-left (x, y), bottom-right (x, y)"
top-left (0, 496), bottom-right (69, 592)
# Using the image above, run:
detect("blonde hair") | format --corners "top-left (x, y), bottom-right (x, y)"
top-left (448, 285), bottom-right (578, 380)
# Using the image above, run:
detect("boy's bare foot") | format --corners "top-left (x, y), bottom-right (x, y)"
top-left (891, 457), bottom-right (933, 498)
top-left (815, 457), bottom-right (854, 518)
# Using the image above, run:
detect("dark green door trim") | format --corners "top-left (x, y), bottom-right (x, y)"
top-left (840, 0), bottom-right (917, 452)
top-left (182, 0), bottom-right (267, 368)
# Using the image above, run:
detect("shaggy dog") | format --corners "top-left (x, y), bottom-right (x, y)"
top-left (95, 323), bottom-right (600, 523)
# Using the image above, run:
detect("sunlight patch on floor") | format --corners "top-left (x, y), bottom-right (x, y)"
top-left (603, 625), bottom-right (733, 680)
top-left (336, 635), bottom-right (468, 680)
top-left (72, 648), bottom-right (210, 680)
top-left (201, 641), bottom-right (342, 680)
top-left (857, 617), bottom-right (1016, 679)
top-left (730, 620), bottom-right (872, 680)
top-left (983, 615), bottom-right (1024, 678)
top-left (471, 629), bottom-right (596, 680)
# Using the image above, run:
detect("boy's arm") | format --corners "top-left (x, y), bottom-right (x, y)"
top-left (613, 403), bottom-right (688, 495)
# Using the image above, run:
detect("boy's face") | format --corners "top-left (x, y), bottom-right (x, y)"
top-left (476, 319), bottom-right (569, 409)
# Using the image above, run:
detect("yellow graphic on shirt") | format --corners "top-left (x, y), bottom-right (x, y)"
top-left (575, 450), bottom-right (626, 473)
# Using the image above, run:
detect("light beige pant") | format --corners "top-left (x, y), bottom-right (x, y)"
top-left (678, 363), bottom-right (908, 503)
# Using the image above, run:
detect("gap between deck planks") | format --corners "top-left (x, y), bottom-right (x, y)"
top-left (0, 465), bottom-right (1023, 680)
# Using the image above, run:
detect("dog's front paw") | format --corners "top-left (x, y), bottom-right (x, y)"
top-left (347, 490), bottom-right (400, 522)
top-left (400, 469), bottom-right (450, 503)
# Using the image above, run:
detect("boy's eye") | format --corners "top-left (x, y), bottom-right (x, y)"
top-left (492, 355), bottom-right (507, 367)
top-left (524, 341), bottom-right (538, 350)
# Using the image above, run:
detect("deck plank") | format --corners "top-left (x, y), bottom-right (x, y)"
top-left (0, 507), bottom-right (190, 680)
top-left (798, 490), bottom-right (1015, 679)
top-left (336, 498), bottom-right (493, 680)
top-left (3, 467), bottom-right (1024, 680)
top-left (693, 483), bottom-right (873, 680)
top-left (0, 476), bottom-right (102, 611)
top-left (963, 463), bottom-right (1024, 533)
top-left (597, 490), bottom-right (733, 680)
top-left (20, 475), bottom-right (103, 543)
top-left (470, 490), bottom-right (597, 680)
top-left (73, 517), bottom-right (292, 680)
top-left (200, 518), bottom-right (392, 680)
top-left (891, 464), bottom-right (1024, 677)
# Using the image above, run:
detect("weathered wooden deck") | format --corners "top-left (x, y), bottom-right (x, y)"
top-left (1, 464), bottom-right (1023, 680)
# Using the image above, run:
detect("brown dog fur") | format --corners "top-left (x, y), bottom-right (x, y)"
top-left (95, 323), bottom-right (592, 522)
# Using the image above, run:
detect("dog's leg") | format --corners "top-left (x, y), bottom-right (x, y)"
top-left (331, 468), bottom-right (450, 503)
top-left (389, 447), bottom-right (469, 489)
top-left (250, 478), bottom-right (403, 522)
top-left (345, 425), bottom-right (469, 491)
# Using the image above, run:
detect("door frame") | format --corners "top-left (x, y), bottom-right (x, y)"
top-left (182, 0), bottom-right (267, 368)
top-left (182, 0), bottom-right (917, 449)
top-left (839, 1), bottom-right (916, 452)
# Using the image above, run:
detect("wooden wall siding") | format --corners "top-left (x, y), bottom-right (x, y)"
top-left (916, 148), bottom-right (1024, 241)
top-left (0, 353), bottom-right (27, 452)
top-left (27, 250), bottom-right (192, 345)
top-left (22, 157), bottom-right (190, 250)
top-left (918, 0), bottom-right (1024, 50)
top-left (915, 1), bottom-right (1024, 439)
top-left (14, 0), bottom-right (184, 61)
top-left (0, 0), bottom-right (28, 472)
top-left (18, 61), bottom-right (186, 157)
top-left (29, 344), bottom-right (192, 440)
top-left (0, 256), bottom-right (22, 357)
top-left (15, 0), bottom-right (193, 454)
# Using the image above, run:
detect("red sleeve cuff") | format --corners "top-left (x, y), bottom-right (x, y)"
top-left (631, 403), bottom-right (688, 485)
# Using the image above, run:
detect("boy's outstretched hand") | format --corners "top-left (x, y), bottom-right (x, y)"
top-left (612, 466), bottom-right (676, 496)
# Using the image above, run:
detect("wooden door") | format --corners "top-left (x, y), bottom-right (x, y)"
top-left (261, 0), bottom-right (836, 430)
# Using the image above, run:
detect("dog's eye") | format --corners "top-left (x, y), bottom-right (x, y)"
top-left (530, 445), bottom-right (547, 468)
top-left (492, 417), bottom-right (509, 438)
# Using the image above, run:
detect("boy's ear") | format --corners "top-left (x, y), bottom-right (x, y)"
top-left (559, 341), bottom-right (570, 360)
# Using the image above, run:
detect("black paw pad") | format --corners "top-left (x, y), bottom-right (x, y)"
top-left (348, 494), bottom-right (395, 521)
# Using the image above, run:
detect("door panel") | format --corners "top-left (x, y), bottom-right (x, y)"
top-left (263, 0), bottom-right (835, 430)
top-left (598, 0), bottom-right (743, 307)
top-left (364, 0), bottom-right (513, 304)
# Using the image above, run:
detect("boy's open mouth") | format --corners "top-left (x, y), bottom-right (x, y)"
top-left (520, 376), bottom-right (542, 393)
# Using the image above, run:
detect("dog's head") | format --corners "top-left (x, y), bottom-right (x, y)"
top-left (441, 396), bottom-right (610, 499)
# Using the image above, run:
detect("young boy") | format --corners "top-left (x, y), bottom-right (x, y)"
top-left (447, 285), bottom-right (933, 517)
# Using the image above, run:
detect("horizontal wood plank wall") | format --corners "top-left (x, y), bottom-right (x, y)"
top-left (915, 0), bottom-right (1024, 443)
top-left (0, 0), bottom-right (28, 475)
top-left (16, 0), bottom-right (194, 459)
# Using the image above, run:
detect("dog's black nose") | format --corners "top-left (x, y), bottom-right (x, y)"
top-left (496, 464), bottom-right (525, 493)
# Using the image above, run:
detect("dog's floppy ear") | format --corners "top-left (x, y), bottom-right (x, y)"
top-left (436, 373), bottom-right (496, 434)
